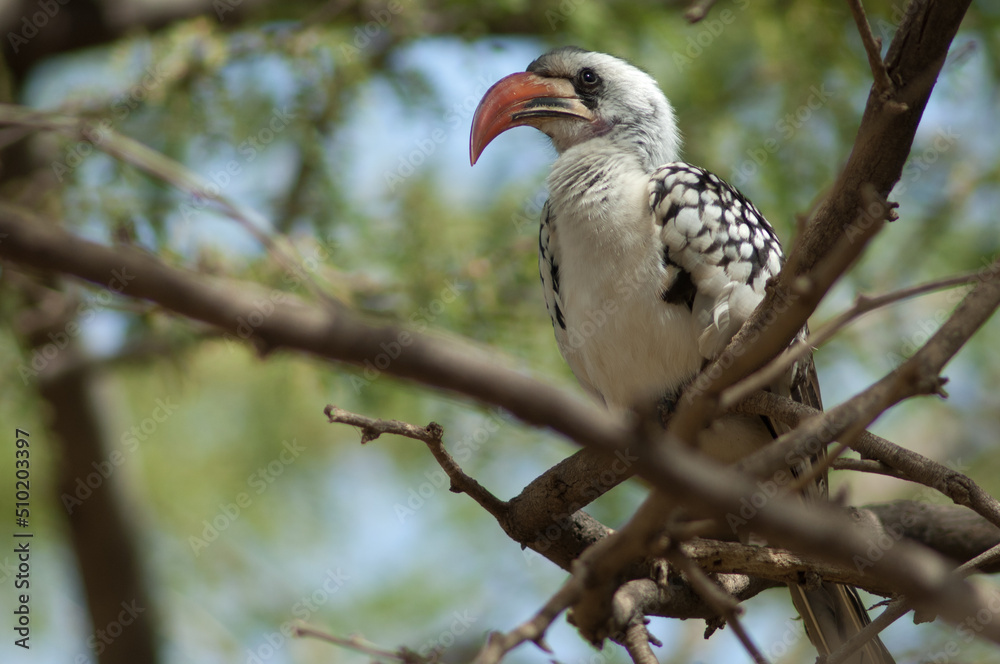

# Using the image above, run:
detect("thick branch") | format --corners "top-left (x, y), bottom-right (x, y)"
top-left (867, 502), bottom-right (1000, 571)
top-left (734, 252), bottom-right (1000, 527)
top-left (0, 201), bottom-right (627, 453)
top-left (673, 0), bottom-right (973, 440)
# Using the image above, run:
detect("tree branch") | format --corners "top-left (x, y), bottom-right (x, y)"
top-left (294, 624), bottom-right (427, 664)
top-left (847, 0), bottom-right (896, 101)
top-left (735, 256), bottom-right (1000, 533)
top-left (325, 405), bottom-right (509, 519)
top-left (672, 0), bottom-right (973, 441)
top-left (622, 621), bottom-right (661, 664)
top-left (667, 545), bottom-right (770, 664)
top-left (721, 271), bottom-right (982, 411)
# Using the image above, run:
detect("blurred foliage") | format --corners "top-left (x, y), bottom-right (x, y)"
top-left (1, 1), bottom-right (999, 663)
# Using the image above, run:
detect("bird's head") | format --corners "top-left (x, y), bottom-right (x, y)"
top-left (470, 47), bottom-right (680, 171)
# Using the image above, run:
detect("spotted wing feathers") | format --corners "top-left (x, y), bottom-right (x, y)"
top-left (650, 162), bottom-right (784, 360)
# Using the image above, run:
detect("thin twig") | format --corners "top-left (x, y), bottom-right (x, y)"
top-left (826, 542), bottom-right (1000, 664)
top-left (294, 624), bottom-right (426, 663)
top-left (721, 271), bottom-right (980, 411)
top-left (830, 457), bottom-right (908, 480)
top-left (787, 434), bottom-right (856, 495)
top-left (325, 405), bottom-right (509, 517)
top-left (957, 542), bottom-right (1000, 576)
top-left (668, 548), bottom-right (770, 664)
top-left (4, 192), bottom-right (1000, 641)
top-left (474, 576), bottom-right (581, 664)
top-left (0, 104), bottom-right (340, 311)
top-left (823, 596), bottom-right (909, 664)
top-left (325, 404), bottom-right (443, 443)
top-left (846, 0), bottom-right (903, 108)
top-left (672, 184), bottom-right (892, 448)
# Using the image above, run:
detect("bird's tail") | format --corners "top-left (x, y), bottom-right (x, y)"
top-left (788, 582), bottom-right (895, 664)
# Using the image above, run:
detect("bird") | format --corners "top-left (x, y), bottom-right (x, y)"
top-left (469, 46), bottom-right (894, 664)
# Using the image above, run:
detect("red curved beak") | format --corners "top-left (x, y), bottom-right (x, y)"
top-left (469, 72), bottom-right (592, 165)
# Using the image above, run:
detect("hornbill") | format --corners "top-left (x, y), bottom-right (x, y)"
top-left (469, 46), bottom-right (893, 663)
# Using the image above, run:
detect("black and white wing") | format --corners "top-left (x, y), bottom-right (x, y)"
top-left (650, 162), bottom-right (784, 361)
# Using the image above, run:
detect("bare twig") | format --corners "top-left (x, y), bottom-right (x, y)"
top-left (824, 596), bottom-right (909, 664)
top-left (826, 541), bottom-right (1000, 664)
top-left (830, 458), bottom-right (908, 480)
top-left (679, 539), bottom-right (896, 596)
top-left (721, 271), bottom-right (981, 411)
top-left (672, 185), bottom-right (892, 446)
top-left (325, 405), bottom-right (508, 518)
top-left (680, 0), bottom-right (975, 445)
top-left (0, 104), bottom-right (340, 310)
top-left (846, 0), bottom-right (898, 103)
top-left (325, 405), bottom-right (443, 444)
top-left (569, 494), bottom-right (676, 644)
top-left (474, 577), bottom-right (579, 664)
top-left (668, 547), bottom-right (770, 664)
top-left (294, 624), bottom-right (427, 663)
top-left (958, 542), bottom-right (1000, 576)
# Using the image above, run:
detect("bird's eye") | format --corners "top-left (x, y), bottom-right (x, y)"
top-left (578, 68), bottom-right (600, 87)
